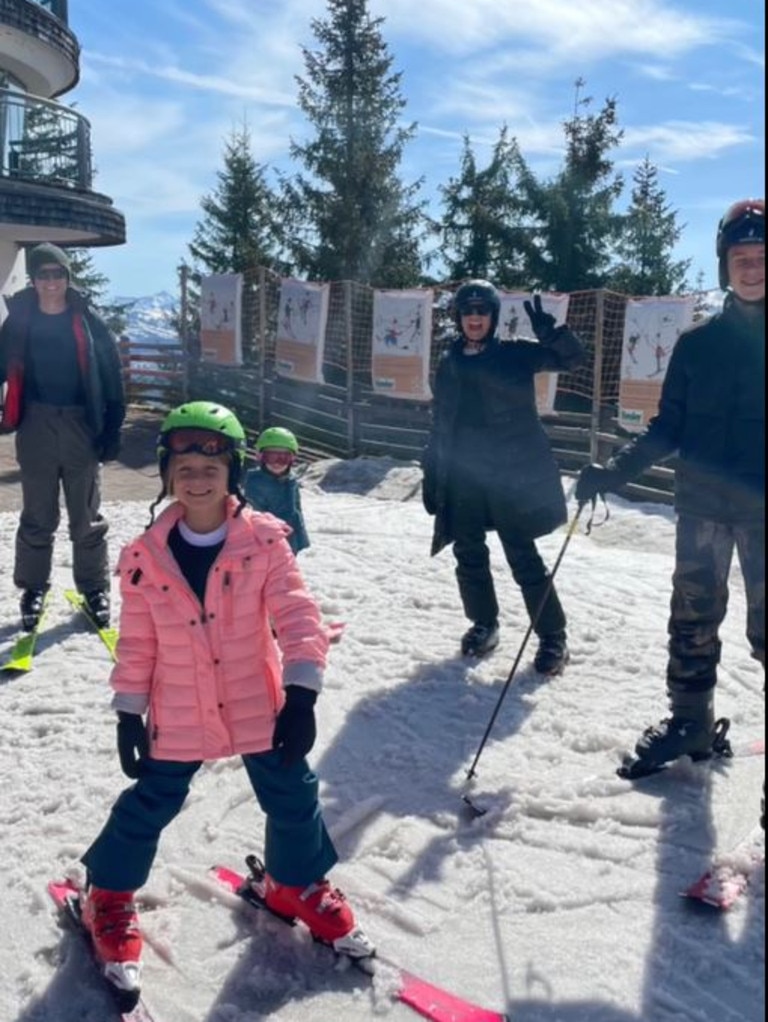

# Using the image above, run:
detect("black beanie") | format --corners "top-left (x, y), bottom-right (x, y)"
top-left (27, 243), bottom-right (71, 279)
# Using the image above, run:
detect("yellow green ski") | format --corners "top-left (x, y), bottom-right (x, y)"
top-left (63, 589), bottom-right (119, 662)
top-left (1, 592), bottom-right (50, 673)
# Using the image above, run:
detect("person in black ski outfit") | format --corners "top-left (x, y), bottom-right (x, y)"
top-left (0, 243), bottom-right (125, 631)
top-left (422, 279), bottom-right (585, 669)
top-left (576, 199), bottom-right (765, 777)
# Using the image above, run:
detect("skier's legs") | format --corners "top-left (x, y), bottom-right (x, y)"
top-left (450, 482), bottom-right (498, 625)
top-left (13, 404), bottom-right (62, 591)
top-left (59, 408), bottom-right (109, 593)
top-left (497, 532), bottom-right (567, 637)
top-left (243, 750), bottom-right (337, 886)
top-left (735, 521), bottom-right (765, 667)
top-left (82, 759), bottom-right (201, 890)
top-left (666, 516), bottom-right (734, 705)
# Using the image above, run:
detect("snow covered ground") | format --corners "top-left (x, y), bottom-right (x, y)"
top-left (0, 459), bottom-right (764, 1022)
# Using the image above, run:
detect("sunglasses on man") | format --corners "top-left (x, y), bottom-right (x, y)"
top-left (34, 267), bottom-right (68, 281)
top-left (164, 428), bottom-right (237, 456)
top-left (458, 301), bottom-right (494, 317)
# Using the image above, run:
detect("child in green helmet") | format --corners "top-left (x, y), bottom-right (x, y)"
top-left (76, 402), bottom-right (371, 1003)
top-left (244, 426), bottom-right (310, 554)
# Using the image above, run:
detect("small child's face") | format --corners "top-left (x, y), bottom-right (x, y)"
top-left (169, 451), bottom-right (230, 508)
top-left (261, 449), bottom-right (294, 476)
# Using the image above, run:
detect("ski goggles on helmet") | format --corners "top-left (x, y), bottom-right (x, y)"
top-left (164, 428), bottom-right (236, 456)
top-left (458, 300), bottom-right (495, 317)
top-left (260, 449), bottom-right (295, 466)
top-left (721, 199), bottom-right (765, 228)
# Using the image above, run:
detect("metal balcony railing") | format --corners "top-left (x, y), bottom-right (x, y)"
top-left (0, 87), bottom-right (91, 189)
top-left (0, 0), bottom-right (77, 62)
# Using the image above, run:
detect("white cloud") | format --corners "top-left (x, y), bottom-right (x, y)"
top-left (623, 121), bottom-right (757, 162)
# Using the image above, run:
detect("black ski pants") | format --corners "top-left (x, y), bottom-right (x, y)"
top-left (449, 481), bottom-right (566, 636)
top-left (667, 514), bottom-right (765, 698)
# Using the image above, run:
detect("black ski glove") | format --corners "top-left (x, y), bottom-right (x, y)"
top-left (523, 293), bottom-right (558, 344)
top-left (272, 686), bottom-right (317, 766)
top-left (575, 464), bottom-right (624, 506)
top-left (116, 712), bottom-right (149, 779)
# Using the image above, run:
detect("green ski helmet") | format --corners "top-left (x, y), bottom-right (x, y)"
top-left (256, 426), bottom-right (299, 454)
top-left (157, 400), bottom-right (247, 493)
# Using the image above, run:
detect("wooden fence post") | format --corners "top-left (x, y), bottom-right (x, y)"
top-left (343, 280), bottom-right (355, 457)
top-left (257, 266), bottom-right (267, 433)
top-left (589, 289), bottom-right (605, 463)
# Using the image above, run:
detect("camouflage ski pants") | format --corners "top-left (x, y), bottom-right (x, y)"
top-left (667, 514), bottom-right (765, 697)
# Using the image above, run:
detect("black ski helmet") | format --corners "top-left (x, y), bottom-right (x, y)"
top-left (453, 279), bottom-right (501, 335)
top-left (716, 199), bottom-right (764, 290)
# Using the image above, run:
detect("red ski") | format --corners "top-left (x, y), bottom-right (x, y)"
top-left (682, 825), bottom-right (765, 910)
top-left (48, 878), bottom-right (156, 1021)
top-left (212, 860), bottom-right (508, 1022)
top-left (326, 620), bottom-right (346, 644)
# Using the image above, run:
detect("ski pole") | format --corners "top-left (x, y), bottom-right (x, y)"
top-left (462, 503), bottom-right (585, 811)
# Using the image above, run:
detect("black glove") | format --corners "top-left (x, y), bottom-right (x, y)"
top-left (523, 293), bottom-right (558, 344)
top-left (116, 712), bottom-right (149, 779)
top-left (97, 432), bottom-right (121, 462)
top-left (272, 686), bottom-right (317, 766)
top-left (575, 464), bottom-right (624, 506)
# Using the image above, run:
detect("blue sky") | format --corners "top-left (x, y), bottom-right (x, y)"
top-left (68, 0), bottom-right (764, 299)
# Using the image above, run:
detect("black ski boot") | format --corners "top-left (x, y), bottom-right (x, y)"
top-left (534, 631), bottom-right (569, 675)
top-left (20, 589), bottom-right (47, 632)
top-left (619, 688), bottom-right (723, 779)
top-left (84, 589), bottom-right (111, 629)
top-left (461, 621), bottom-right (499, 657)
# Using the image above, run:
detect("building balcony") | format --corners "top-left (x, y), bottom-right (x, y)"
top-left (0, 0), bottom-right (78, 98)
top-left (0, 88), bottom-right (124, 246)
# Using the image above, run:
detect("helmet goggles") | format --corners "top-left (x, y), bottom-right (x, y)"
top-left (165, 428), bottom-right (237, 456)
top-left (458, 299), bottom-right (494, 317)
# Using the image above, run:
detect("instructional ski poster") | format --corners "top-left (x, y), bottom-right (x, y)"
top-left (275, 279), bottom-right (330, 384)
top-left (499, 291), bottom-right (570, 414)
top-left (200, 273), bottom-right (243, 366)
top-left (618, 296), bottom-right (695, 432)
top-left (371, 289), bottom-right (433, 400)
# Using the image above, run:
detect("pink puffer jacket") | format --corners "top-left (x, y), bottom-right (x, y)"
top-left (110, 498), bottom-right (328, 762)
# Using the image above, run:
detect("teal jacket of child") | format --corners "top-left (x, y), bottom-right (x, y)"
top-left (244, 466), bottom-right (310, 554)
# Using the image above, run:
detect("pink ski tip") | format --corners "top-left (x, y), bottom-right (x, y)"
top-left (398, 969), bottom-right (509, 1021)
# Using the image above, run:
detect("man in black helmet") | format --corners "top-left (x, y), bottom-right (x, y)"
top-left (422, 279), bottom-right (585, 668)
top-left (0, 243), bottom-right (125, 632)
top-left (576, 200), bottom-right (765, 779)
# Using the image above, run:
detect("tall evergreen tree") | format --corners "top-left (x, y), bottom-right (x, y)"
top-left (518, 82), bottom-right (625, 291)
top-left (609, 156), bottom-right (691, 295)
top-left (284, 0), bottom-right (425, 286)
top-left (438, 126), bottom-right (532, 287)
top-left (67, 249), bottom-right (130, 335)
top-left (189, 125), bottom-right (284, 275)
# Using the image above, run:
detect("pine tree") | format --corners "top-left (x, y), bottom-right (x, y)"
top-left (284, 0), bottom-right (425, 286)
top-left (67, 249), bottom-right (130, 335)
top-left (609, 156), bottom-right (691, 295)
top-left (438, 126), bottom-right (532, 287)
top-left (189, 124), bottom-right (284, 275)
top-left (518, 81), bottom-right (624, 291)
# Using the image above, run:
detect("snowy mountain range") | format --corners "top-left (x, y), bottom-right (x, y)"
top-left (114, 290), bottom-right (179, 347)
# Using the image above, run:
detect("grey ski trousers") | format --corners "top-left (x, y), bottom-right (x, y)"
top-left (13, 402), bottom-right (109, 594)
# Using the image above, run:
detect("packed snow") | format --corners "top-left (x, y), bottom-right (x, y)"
top-left (0, 458), bottom-right (764, 1022)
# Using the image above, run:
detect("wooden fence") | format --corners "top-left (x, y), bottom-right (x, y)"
top-left (118, 331), bottom-right (676, 506)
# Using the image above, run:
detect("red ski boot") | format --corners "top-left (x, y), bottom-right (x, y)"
top-left (81, 885), bottom-right (142, 993)
top-left (264, 873), bottom-right (375, 958)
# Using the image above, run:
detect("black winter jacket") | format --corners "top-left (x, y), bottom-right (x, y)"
top-left (422, 325), bottom-right (585, 555)
top-left (610, 295), bottom-right (764, 523)
top-left (0, 286), bottom-right (125, 444)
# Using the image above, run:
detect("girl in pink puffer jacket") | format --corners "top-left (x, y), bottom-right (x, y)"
top-left (78, 402), bottom-right (373, 1000)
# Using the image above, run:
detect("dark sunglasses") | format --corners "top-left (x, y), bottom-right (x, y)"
top-left (165, 428), bottom-right (236, 456)
top-left (458, 302), bottom-right (493, 317)
top-left (34, 267), bottom-right (68, 281)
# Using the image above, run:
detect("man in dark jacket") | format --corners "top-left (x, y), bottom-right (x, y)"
top-left (0, 243), bottom-right (126, 631)
top-left (576, 200), bottom-right (765, 777)
top-left (422, 279), bottom-right (585, 668)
